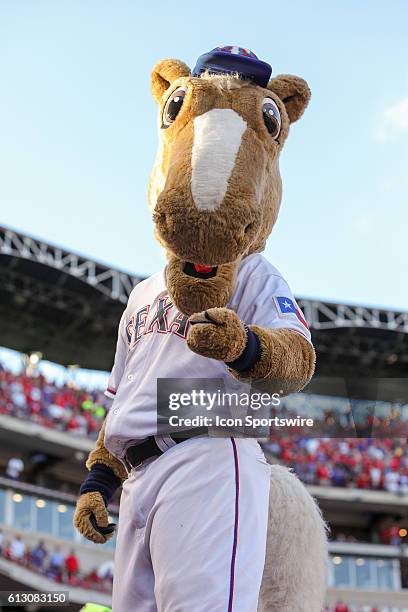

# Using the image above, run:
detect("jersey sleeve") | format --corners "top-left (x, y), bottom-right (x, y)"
top-left (104, 309), bottom-right (128, 400)
top-left (235, 273), bottom-right (311, 343)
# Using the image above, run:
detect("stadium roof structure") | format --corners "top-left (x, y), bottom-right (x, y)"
top-left (1, 225), bottom-right (407, 385)
top-left (0, 225), bottom-right (140, 371)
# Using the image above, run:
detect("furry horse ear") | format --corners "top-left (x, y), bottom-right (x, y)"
top-left (151, 59), bottom-right (191, 102)
top-left (267, 74), bottom-right (311, 123)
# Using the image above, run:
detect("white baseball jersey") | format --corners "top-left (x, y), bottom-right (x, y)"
top-left (104, 252), bottom-right (311, 459)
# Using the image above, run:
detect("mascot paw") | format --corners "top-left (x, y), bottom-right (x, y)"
top-left (73, 492), bottom-right (113, 544)
top-left (187, 307), bottom-right (247, 362)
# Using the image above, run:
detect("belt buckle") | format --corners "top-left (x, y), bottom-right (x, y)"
top-left (122, 452), bottom-right (134, 475)
top-left (123, 446), bottom-right (147, 474)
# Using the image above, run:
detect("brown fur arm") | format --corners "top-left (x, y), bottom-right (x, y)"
top-left (86, 419), bottom-right (127, 481)
top-left (74, 420), bottom-right (126, 544)
top-left (229, 327), bottom-right (315, 393)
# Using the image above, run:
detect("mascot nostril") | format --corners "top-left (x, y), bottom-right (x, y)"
top-left (75, 45), bottom-right (328, 612)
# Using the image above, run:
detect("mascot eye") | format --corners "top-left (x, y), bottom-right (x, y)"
top-left (162, 88), bottom-right (187, 128)
top-left (262, 97), bottom-right (281, 140)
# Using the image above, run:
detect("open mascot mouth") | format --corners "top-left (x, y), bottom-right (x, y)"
top-left (183, 262), bottom-right (218, 279)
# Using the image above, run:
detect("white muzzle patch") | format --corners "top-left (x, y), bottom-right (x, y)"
top-left (191, 109), bottom-right (247, 211)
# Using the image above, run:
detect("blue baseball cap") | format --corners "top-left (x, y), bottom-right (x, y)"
top-left (192, 45), bottom-right (272, 88)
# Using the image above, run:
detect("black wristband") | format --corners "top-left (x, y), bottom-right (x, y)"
top-left (226, 327), bottom-right (262, 373)
top-left (79, 463), bottom-right (121, 506)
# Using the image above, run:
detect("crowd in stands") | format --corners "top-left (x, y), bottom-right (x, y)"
top-left (1, 364), bottom-right (408, 494)
top-left (0, 366), bottom-right (106, 438)
top-left (2, 534), bottom-right (403, 610)
top-left (265, 436), bottom-right (408, 493)
top-left (0, 530), bottom-right (113, 593)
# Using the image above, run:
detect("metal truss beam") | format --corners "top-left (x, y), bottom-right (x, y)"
top-left (0, 226), bottom-right (141, 305)
top-left (1, 226), bottom-right (407, 334)
top-left (297, 299), bottom-right (408, 334)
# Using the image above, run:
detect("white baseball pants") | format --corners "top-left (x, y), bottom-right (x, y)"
top-left (112, 436), bottom-right (271, 612)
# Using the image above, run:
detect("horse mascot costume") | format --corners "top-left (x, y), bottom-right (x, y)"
top-left (74, 46), bottom-right (328, 612)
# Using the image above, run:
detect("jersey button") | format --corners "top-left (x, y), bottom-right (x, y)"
top-left (127, 373), bottom-right (134, 381)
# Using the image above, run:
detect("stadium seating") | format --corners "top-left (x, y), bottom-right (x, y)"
top-left (1, 364), bottom-right (408, 493)
top-left (266, 436), bottom-right (408, 493)
top-left (0, 533), bottom-right (112, 593)
top-left (0, 366), bottom-right (106, 439)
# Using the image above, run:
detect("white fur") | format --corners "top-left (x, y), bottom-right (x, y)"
top-left (258, 465), bottom-right (328, 612)
top-left (191, 109), bottom-right (247, 211)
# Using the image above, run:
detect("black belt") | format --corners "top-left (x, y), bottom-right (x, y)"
top-left (124, 431), bottom-right (206, 471)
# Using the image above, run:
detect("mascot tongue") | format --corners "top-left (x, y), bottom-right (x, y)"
top-left (194, 264), bottom-right (213, 274)
top-left (182, 261), bottom-right (218, 279)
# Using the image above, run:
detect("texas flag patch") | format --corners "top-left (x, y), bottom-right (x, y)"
top-left (274, 296), bottom-right (309, 330)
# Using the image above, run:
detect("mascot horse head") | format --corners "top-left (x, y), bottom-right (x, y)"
top-left (148, 46), bottom-right (310, 315)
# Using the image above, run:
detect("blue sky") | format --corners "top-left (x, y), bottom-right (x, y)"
top-left (1, 1), bottom-right (407, 310)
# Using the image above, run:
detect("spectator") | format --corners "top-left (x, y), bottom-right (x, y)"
top-left (9, 534), bottom-right (25, 562)
top-left (2, 540), bottom-right (11, 559)
top-left (316, 463), bottom-right (330, 485)
top-left (65, 549), bottom-right (79, 579)
top-left (356, 470), bottom-right (370, 489)
top-left (400, 473), bottom-right (408, 495)
top-left (30, 540), bottom-right (48, 570)
top-left (334, 602), bottom-right (349, 612)
top-left (48, 546), bottom-right (64, 580)
top-left (5, 456), bottom-right (24, 480)
top-left (87, 568), bottom-right (100, 583)
top-left (384, 469), bottom-right (399, 493)
top-left (388, 524), bottom-right (402, 546)
top-left (97, 559), bottom-right (114, 584)
top-left (370, 464), bottom-right (382, 489)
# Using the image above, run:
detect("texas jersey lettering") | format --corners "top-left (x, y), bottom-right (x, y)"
top-left (126, 298), bottom-right (190, 348)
